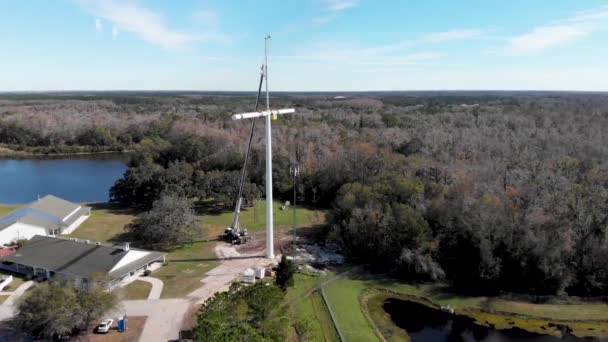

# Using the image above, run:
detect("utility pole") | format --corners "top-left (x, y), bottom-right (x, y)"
top-left (231, 35), bottom-right (298, 260)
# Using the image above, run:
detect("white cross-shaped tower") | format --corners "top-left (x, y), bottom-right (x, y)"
top-left (231, 36), bottom-right (297, 259)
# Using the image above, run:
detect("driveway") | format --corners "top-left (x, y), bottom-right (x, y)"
top-left (116, 298), bottom-right (191, 342)
top-left (187, 245), bottom-right (274, 304)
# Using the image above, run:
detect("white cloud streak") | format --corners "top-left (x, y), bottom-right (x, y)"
top-left (507, 25), bottom-right (592, 55)
top-left (78, 0), bottom-right (230, 49)
top-left (326, 0), bottom-right (359, 11)
top-left (506, 6), bottom-right (608, 55)
top-left (95, 18), bottom-right (102, 32)
top-left (312, 0), bottom-right (359, 25)
top-left (192, 10), bottom-right (219, 28)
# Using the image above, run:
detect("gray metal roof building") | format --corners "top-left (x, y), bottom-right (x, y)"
top-left (1, 235), bottom-right (165, 284)
top-left (0, 195), bottom-right (91, 234)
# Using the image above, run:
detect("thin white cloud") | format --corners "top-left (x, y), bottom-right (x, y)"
top-left (326, 0), bottom-right (359, 11)
top-left (312, 14), bottom-right (336, 25)
top-left (424, 29), bottom-right (483, 43)
top-left (565, 6), bottom-right (608, 23)
top-left (278, 46), bottom-right (441, 67)
top-left (112, 25), bottom-right (119, 39)
top-left (192, 10), bottom-right (219, 28)
top-left (95, 18), bottom-right (102, 32)
top-left (506, 6), bottom-right (608, 55)
top-left (78, 0), bottom-right (230, 49)
top-left (507, 25), bottom-right (592, 55)
top-left (312, 0), bottom-right (358, 25)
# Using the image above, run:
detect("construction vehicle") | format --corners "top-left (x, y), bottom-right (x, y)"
top-left (223, 65), bottom-right (265, 245)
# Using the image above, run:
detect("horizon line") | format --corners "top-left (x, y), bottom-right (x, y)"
top-left (1, 89), bottom-right (608, 94)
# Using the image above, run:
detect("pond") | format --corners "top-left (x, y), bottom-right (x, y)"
top-left (0, 155), bottom-right (128, 204)
top-left (383, 298), bottom-right (606, 342)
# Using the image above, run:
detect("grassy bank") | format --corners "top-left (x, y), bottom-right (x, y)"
top-left (295, 291), bottom-right (340, 342)
top-left (0, 145), bottom-right (129, 157)
top-left (286, 273), bottom-right (341, 342)
top-left (319, 271), bottom-right (608, 341)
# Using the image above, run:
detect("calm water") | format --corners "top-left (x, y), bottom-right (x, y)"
top-left (383, 298), bottom-right (606, 342)
top-left (0, 155), bottom-right (127, 204)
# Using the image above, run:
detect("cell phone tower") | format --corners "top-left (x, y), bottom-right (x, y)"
top-left (231, 35), bottom-right (297, 259)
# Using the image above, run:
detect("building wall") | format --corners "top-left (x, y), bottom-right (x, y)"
top-left (0, 223), bottom-right (47, 245)
top-left (60, 213), bottom-right (90, 235)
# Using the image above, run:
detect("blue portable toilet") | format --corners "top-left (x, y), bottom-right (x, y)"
top-left (117, 315), bottom-right (128, 332)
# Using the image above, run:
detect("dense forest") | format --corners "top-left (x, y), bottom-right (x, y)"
top-left (2, 92), bottom-right (608, 297)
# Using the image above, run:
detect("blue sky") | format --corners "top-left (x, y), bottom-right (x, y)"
top-left (1, 0), bottom-right (608, 91)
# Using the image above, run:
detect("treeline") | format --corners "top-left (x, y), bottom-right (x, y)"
top-left (4, 93), bottom-right (608, 296)
top-left (195, 282), bottom-right (288, 341)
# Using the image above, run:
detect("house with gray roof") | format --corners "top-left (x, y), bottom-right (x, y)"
top-left (0, 195), bottom-right (91, 245)
top-left (0, 235), bottom-right (166, 290)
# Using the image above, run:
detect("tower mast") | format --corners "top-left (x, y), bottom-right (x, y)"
top-left (264, 35), bottom-right (274, 259)
top-left (231, 36), bottom-right (297, 260)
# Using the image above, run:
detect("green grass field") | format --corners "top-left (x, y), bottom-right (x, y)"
top-left (116, 280), bottom-right (152, 300)
top-left (68, 204), bottom-right (137, 242)
top-left (295, 291), bottom-right (340, 342)
top-left (324, 277), bottom-right (378, 342)
top-left (154, 241), bottom-right (220, 298)
top-left (202, 200), bottom-right (325, 235)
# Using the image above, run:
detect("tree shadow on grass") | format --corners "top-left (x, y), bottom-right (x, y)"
top-left (88, 202), bottom-right (141, 215)
top-left (169, 255), bottom-right (265, 262)
top-left (193, 201), bottom-right (232, 216)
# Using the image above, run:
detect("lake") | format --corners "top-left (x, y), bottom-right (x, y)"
top-left (383, 298), bottom-right (606, 342)
top-left (0, 155), bottom-right (128, 204)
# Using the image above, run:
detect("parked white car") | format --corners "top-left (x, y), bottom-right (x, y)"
top-left (96, 319), bottom-right (114, 333)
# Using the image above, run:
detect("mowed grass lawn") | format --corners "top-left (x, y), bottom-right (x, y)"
top-left (324, 277), bottom-right (379, 342)
top-left (68, 203), bottom-right (137, 242)
top-left (116, 280), bottom-right (152, 300)
top-left (295, 291), bottom-right (340, 342)
top-left (202, 200), bottom-right (325, 235)
top-left (155, 241), bottom-right (219, 298)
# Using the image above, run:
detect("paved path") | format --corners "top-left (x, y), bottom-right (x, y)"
top-left (117, 299), bottom-right (191, 342)
top-left (0, 281), bottom-right (34, 322)
top-left (4, 281), bottom-right (33, 307)
top-left (186, 245), bottom-right (274, 305)
top-left (137, 277), bottom-right (164, 300)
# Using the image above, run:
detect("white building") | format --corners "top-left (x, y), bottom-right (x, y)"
top-left (0, 195), bottom-right (91, 245)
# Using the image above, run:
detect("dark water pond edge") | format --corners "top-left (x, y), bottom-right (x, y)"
top-left (361, 288), bottom-right (608, 341)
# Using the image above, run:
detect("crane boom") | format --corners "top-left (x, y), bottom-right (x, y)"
top-left (227, 65), bottom-right (265, 240)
